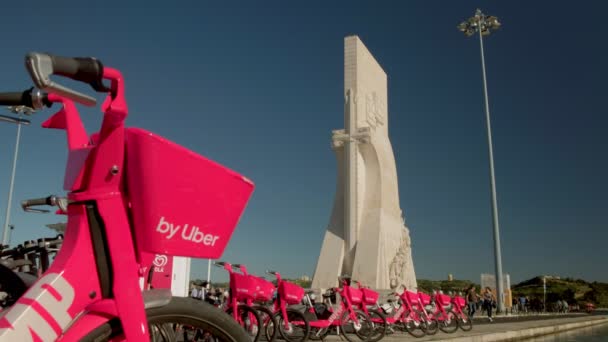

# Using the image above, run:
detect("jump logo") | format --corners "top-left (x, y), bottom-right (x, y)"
top-left (155, 216), bottom-right (220, 246)
top-left (0, 273), bottom-right (74, 341)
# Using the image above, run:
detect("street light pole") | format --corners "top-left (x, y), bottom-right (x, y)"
top-left (458, 9), bottom-right (506, 313)
top-left (0, 111), bottom-right (31, 246)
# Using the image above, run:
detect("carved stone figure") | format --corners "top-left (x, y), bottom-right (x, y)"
top-left (312, 36), bottom-right (417, 290)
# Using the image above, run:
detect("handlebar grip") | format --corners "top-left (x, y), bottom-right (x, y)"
top-left (49, 55), bottom-right (108, 92)
top-left (21, 196), bottom-right (52, 208)
top-left (0, 88), bottom-right (50, 109)
top-left (0, 91), bottom-right (30, 107)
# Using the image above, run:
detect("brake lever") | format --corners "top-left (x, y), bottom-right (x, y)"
top-left (25, 53), bottom-right (97, 106)
top-left (23, 207), bottom-right (50, 214)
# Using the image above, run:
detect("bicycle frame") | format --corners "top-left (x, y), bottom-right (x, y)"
top-left (451, 295), bottom-right (467, 320)
top-left (428, 293), bottom-right (454, 323)
top-left (267, 271), bottom-right (306, 331)
top-left (393, 291), bottom-right (424, 326)
top-left (216, 261), bottom-right (259, 336)
top-left (0, 68), bottom-right (156, 341)
top-left (305, 282), bottom-right (361, 332)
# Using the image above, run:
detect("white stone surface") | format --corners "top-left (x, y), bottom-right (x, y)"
top-left (312, 36), bottom-right (417, 290)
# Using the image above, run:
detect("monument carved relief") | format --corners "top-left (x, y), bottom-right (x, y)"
top-left (312, 36), bottom-right (417, 290)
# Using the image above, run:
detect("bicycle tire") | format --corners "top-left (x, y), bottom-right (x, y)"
top-left (226, 304), bottom-right (262, 342)
top-left (308, 326), bottom-right (330, 340)
top-left (367, 309), bottom-right (387, 342)
top-left (457, 314), bottom-right (473, 331)
top-left (273, 308), bottom-right (310, 342)
top-left (437, 310), bottom-right (458, 333)
top-left (340, 309), bottom-right (372, 342)
top-left (253, 304), bottom-right (277, 342)
top-left (81, 296), bottom-right (251, 342)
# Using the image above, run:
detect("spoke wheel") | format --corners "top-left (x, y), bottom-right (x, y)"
top-left (340, 310), bottom-right (372, 342)
top-left (274, 308), bottom-right (310, 342)
top-left (438, 310), bottom-right (459, 334)
top-left (82, 297), bottom-right (251, 342)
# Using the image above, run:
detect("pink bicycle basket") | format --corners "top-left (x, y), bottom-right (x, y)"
top-left (253, 276), bottom-right (275, 302)
top-left (438, 294), bottom-right (452, 306)
top-left (279, 281), bottom-right (304, 305)
top-left (418, 292), bottom-right (432, 306)
top-left (232, 273), bottom-right (255, 301)
top-left (454, 296), bottom-right (466, 307)
top-left (361, 288), bottom-right (378, 305)
top-left (405, 291), bottom-right (420, 305)
top-left (125, 128), bottom-right (255, 259)
top-left (348, 288), bottom-right (363, 304)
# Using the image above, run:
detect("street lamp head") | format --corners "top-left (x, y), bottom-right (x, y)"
top-left (458, 10), bottom-right (501, 37)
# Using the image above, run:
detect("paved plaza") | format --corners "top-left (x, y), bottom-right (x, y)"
top-left (321, 314), bottom-right (608, 341)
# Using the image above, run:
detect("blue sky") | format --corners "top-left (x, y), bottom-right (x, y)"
top-left (0, 1), bottom-right (606, 285)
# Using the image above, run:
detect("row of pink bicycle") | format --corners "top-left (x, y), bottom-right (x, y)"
top-left (205, 261), bottom-right (474, 342)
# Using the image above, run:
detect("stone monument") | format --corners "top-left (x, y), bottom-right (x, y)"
top-left (312, 36), bottom-right (417, 290)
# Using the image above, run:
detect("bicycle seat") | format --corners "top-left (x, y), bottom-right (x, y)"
top-left (387, 298), bottom-right (394, 303)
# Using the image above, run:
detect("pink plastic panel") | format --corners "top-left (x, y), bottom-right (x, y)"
top-left (438, 294), bottom-right (452, 306)
top-left (418, 292), bottom-right (431, 306)
top-left (279, 281), bottom-right (304, 305)
top-left (232, 273), bottom-right (255, 301)
top-left (348, 288), bottom-right (363, 304)
top-left (405, 291), bottom-right (420, 305)
top-left (253, 276), bottom-right (275, 302)
top-left (362, 288), bottom-right (379, 304)
top-left (454, 296), bottom-right (466, 307)
top-left (125, 128), bottom-right (255, 259)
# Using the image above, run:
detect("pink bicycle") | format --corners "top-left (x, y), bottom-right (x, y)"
top-left (451, 293), bottom-right (473, 331)
top-left (213, 261), bottom-right (264, 342)
top-left (386, 289), bottom-right (437, 338)
top-left (304, 276), bottom-right (372, 342)
top-left (427, 291), bottom-right (459, 333)
top-left (231, 264), bottom-right (278, 342)
top-left (265, 270), bottom-right (310, 342)
top-left (351, 281), bottom-right (387, 342)
top-left (0, 53), bottom-right (255, 341)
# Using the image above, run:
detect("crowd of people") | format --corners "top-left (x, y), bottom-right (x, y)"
top-left (464, 285), bottom-right (580, 320)
top-left (189, 279), bottom-right (228, 306)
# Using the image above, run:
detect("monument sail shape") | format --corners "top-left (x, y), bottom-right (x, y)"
top-left (312, 36), bottom-right (417, 290)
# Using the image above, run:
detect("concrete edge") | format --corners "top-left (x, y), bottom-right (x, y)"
top-left (442, 317), bottom-right (608, 342)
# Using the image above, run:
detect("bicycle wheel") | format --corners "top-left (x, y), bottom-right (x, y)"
top-left (423, 316), bottom-right (438, 335)
top-left (308, 326), bottom-right (330, 340)
top-left (457, 313), bottom-right (473, 331)
top-left (340, 310), bottom-right (372, 342)
top-left (253, 305), bottom-right (277, 342)
top-left (273, 308), bottom-right (310, 342)
top-left (367, 309), bottom-right (387, 342)
top-left (81, 296), bottom-right (251, 342)
top-left (438, 310), bottom-right (458, 333)
top-left (226, 304), bottom-right (262, 341)
top-left (401, 311), bottom-right (426, 339)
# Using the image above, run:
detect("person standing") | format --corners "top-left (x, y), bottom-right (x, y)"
top-left (483, 287), bottom-right (495, 322)
top-left (466, 285), bottom-right (478, 317)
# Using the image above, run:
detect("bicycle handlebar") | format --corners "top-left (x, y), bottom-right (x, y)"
top-left (21, 195), bottom-right (69, 214)
top-left (0, 88), bottom-right (50, 110)
top-left (25, 52), bottom-right (109, 106)
top-left (213, 261), bottom-right (226, 267)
